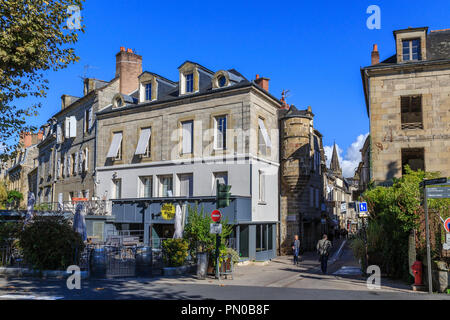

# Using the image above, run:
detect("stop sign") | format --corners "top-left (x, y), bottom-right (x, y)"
top-left (211, 210), bottom-right (222, 222)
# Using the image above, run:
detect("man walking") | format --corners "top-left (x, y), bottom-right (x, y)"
top-left (316, 234), bottom-right (332, 274)
top-left (292, 235), bottom-right (301, 266)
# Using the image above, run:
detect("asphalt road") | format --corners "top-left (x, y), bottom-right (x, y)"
top-left (0, 242), bottom-right (448, 300)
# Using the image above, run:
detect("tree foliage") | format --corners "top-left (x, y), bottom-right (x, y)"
top-left (356, 166), bottom-right (449, 279)
top-left (162, 238), bottom-right (189, 267)
top-left (19, 215), bottom-right (84, 270)
top-left (0, 0), bottom-right (85, 158)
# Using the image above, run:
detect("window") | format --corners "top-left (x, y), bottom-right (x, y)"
top-left (401, 148), bottom-right (425, 175)
top-left (145, 83), bottom-right (152, 101)
top-left (214, 116), bottom-right (227, 149)
top-left (181, 121), bottom-right (193, 154)
top-left (310, 187), bottom-right (314, 207)
top-left (71, 154), bottom-right (76, 175)
top-left (178, 173), bottom-right (193, 197)
top-left (185, 73), bottom-right (194, 93)
top-left (84, 109), bottom-right (89, 133)
top-left (113, 179), bottom-right (122, 199)
top-left (401, 96), bottom-right (423, 130)
top-left (218, 75), bottom-right (226, 87)
top-left (268, 224), bottom-right (273, 250)
top-left (258, 117), bottom-right (271, 156)
top-left (116, 98), bottom-right (122, 108)
top-left (256, 225), bottom-right (262, 252)
top-left (107, 132), bottom-right (123, 160)
top-left (83, 148), bottom-right (89, 172)
top-left (139, 176), bottom-right (153, 198)
top-left (262, 224), bottom-right (268, 251)
top-left (259, 170), bottom-right (266, 202)
top-left (402, 39), bottom-right (421, 61)
top-left (159, 175), bottom-right (173, 197)
top-left (135, 127), bottom-right (152, 157)
top-left (315, 188), bottom-right (319, 208)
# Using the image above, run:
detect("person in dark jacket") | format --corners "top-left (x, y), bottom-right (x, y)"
top-left (316, 234), bottom-right (332, 274)
top-left (292, 235), bottom-right (301, 266)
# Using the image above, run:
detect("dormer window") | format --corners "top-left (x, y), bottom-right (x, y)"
top-left (116, 98), bottom-right (122, 108)
top-left (402, 39), bottom-right (421, 61)
top-left (218, 75), bottom-right (226, 87)
top-left (185, 73), bottom-right (194, 93)
top-left (145, 83), bottom-right (152, 101)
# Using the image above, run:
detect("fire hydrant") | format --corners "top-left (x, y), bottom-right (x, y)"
top-left (411, 261), bottom-right (423, 286)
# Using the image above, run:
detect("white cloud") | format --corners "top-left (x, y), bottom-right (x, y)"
top-left (324, 133), bottom-right (369, 178)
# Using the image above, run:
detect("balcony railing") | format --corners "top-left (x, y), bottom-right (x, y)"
top-left (34, 200), bottom-right (112, 216)
top-left (401, 122), bottom-right (423, 130)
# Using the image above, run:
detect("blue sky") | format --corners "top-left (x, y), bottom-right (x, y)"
top-left (13, 0), bottom-right (450, 176)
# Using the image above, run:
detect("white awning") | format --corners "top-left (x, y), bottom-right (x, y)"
top-left (135, 128), bottom-right (151, 155)
top-left (258, 118), bottom-right (272, 148)
top-left (107, 132), bottom-right (123, 158)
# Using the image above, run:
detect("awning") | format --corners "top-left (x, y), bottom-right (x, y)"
top-left (258, 118), bottom-right (272, 148)
top-left (135, 128), bottom-right (151, 155)
top-left (107, 132), bottom-right (123, 158)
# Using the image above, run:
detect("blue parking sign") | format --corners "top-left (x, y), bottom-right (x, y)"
top-left (359, 202), bottom-right (368, 212)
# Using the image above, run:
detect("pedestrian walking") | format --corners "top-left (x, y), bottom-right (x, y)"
top-left (316, 234), bottom-right (332, 274)
top-left (292, 235), bottom-right (301, 266)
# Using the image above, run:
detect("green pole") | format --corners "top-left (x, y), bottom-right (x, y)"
top-left (423, 180), bottom-right (433, 294)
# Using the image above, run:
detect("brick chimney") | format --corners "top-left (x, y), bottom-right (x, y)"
top-left (371, 44), bottom-right (380, 65)
top-left (254, 74), bottom-right (270, 92)
top-left (116, 47), bottom-right (142, 95)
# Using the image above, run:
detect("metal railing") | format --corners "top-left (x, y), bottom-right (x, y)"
top-left (34, 200), bottom-right (112, 216)
top-left (401, 122), bottom-right (423, 130)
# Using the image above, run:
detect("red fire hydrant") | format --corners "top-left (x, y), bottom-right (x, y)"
top-left (411, 261), bottom-right (423, 286)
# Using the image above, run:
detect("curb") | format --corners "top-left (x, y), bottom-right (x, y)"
top-left (0, 267), bottom-right (89, 279)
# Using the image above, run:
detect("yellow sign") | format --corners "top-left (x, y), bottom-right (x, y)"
top-left (161, 203), bottom-right (175, 220)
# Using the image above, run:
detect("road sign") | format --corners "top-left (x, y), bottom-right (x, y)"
top-left (358, 202), bottom-right (369, 218)
top-left (419, 177), bottom-right (448, 187)
top-left (426, 186), bottom-right (450, 199)
top-left (341, 203), bottom-right (347, 213)
top-left (444, 233), bottom-right (450, 251)
top-left (444, 218), bottom-right (450, 233)
top-left (211, 210), bottom-right (222, 222)
top-left (210, 223), bottom-right (222, 234)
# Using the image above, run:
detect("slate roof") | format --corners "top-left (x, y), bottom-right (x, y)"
top-left (97, 63), bottom-right (278, 116)
top-left (376, 28), bottom-right (450, 65)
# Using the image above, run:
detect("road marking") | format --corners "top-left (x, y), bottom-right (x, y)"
top-left (333, 266), bottom-right (362, 276)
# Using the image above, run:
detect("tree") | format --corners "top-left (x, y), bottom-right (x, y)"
top-left (0, 0), bottom-right (85, 159)
top-left (0, 179), bottom-right (7, 209)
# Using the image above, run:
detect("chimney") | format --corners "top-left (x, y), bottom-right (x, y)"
top-left (254, 74), bottom-right (270, 92)
top-left (371, 44), bottom-right (380, 65)
top-left (116, 47), bottom-right (142, 95)
top-left (19, 132), bottom-right (33, 148)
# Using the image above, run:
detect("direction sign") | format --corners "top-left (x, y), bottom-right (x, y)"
top-left (426, 186), bottom-right (450, 199)
top-left (444, 218), bottom-right (450, 233)
top-left (210, 223), bottom-right (222, 234)
top-left (211, 210), bottom-right (222, 223)
top-left (420, 178), bottom-right (448, 187)
top-left (340, 203), bottom-right (347, 213)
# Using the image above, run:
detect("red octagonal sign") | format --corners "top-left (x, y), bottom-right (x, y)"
top-left (211, 210), bottom-right (222, 223)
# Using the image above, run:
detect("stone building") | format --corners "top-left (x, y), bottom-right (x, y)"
top-left (4, 132), bottom-right (43, 208)
top-left (95, 59), bottom-right (280, 261)
top-left (36, 47), bottom-right (139, 207)
top-left (361, 27), bottom-right (450, 184)
top-left (279, 104), bottom-right (327, 252)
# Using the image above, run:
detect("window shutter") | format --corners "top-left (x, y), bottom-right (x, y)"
top-left (57, 124), bottom-right (62, 143)
top-left (89, 107), bottom-right (94, 132)
top-left (56, 155), bottom-right (61, 179)
top-left (65, 118), bottom-right (70, 138)
top-left (69, 116), bottom-right (77, 138)
top-left (84, 148), bottom-right (89, 172)
top-left (78, 151), bottom-right (83, 173)
top-left (74, 152), bottom-right (79, 175)
top-left (68, 154), bottom-right (72, 176)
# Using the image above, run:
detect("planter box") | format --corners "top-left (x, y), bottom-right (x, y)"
top-left (162, 264), bottom-right (196, 276)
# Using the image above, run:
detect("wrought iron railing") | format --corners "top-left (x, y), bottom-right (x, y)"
top-left (401, 122), bottom-right (423, 130)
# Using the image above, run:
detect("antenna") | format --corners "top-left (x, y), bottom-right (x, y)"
top-left (78, 64), bottom-right (99, 81)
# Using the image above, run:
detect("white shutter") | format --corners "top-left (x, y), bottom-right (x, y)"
top-left (182, 121), bottom-right (193, 154)
top-left (84, 148), bottom-right (89, 171)
top-left (88, 107), bottom-right (94, 132)
top-left (78, 151), bottom-right (83, 173)
top-left (135, 128), bottom-right (151, 155)
top-left (107, 132), bottom-right (123, 158)
top-left (68, 154), bottom-right (72, 176)
top-left (258, 118), bottom-right (272, 148)
top-left (74, 152), bottom-right (78, 175)
top-left (56, 155), bottom-right (61, 179)
top-left (57, 123), bottom-right (62, 143)
top-left (65, 117), bottom-right (70, 138)
top-left (69, 116), bottom-right (77, 138)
